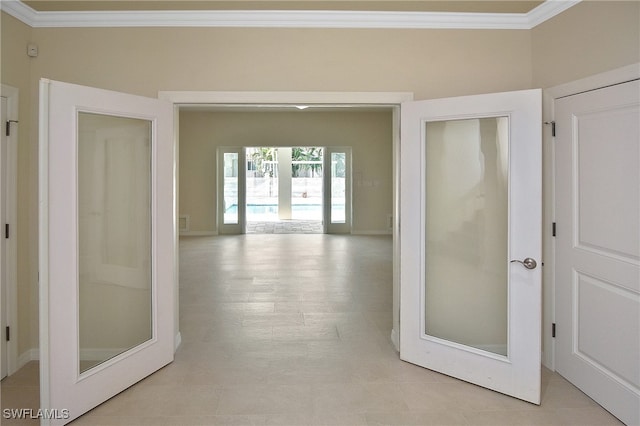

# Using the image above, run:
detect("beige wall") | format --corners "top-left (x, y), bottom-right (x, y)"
top-left (180, 110), bottom-right (393, 234)
top-left (532, 1), bottom-right (640, 88)
top-left (1, 0), bottom-right (638, 360)
top-left (1, 13), bottom-right (37, 355)
top-left (28, 27), bottom-right (532, 100)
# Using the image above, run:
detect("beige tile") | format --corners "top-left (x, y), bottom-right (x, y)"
top-left (540, 375), bottom-right (601, 410)
top-left (460, 409), bottom-right (565, 426)
top-left (312, 412), bottom-right (369, 425)
top-left (312, 382), bottom-right (409, 414)
top-left (73, 415), bottom-right (267, 425)
top-left (272, 325), bottom-right (339, 341)
top-left (263, 413), bottom-right (314, 425)
top-left (1, 236), bottom-right (627, 426)
top-left (242, 313), bottom-right (305, 327)
top-left (552, 407), bottom-right (625, 425)
top-left (216, 384), bottom-right (313, 415)
top-left (399, 382), bottom-right (460, 411)
top-left (365, 411), bottom-right (469, 425)
top-left (267, 357), bottom-right (352, 385)
top-left (0, 386), bottom-right (40, 411)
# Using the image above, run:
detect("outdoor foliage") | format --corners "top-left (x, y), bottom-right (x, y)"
top-left (248, 147), bottom-right (277, 177)
top-left (247, 147), bottom-right (327, 178)
top-left (292, 147), bottom-right (323, 177)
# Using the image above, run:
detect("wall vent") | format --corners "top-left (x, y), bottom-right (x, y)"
top-left (179, 215), bottom-right (190, 233)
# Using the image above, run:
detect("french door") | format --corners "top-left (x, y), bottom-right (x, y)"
top-left (39, 79), bottom-right (175, 425)
top-left (400, 89), bottom-right (542, 403)
top-left (217, 147), bottom-right (246, 234)
top-left (323, 147), bottom-right (352, 234)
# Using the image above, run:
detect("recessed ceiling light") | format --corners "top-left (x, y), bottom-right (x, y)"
top-left (295, 105), bottom-right (309, 110)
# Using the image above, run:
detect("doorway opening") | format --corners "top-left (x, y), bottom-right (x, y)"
top-left (218, 145), bottom-right (352, 235)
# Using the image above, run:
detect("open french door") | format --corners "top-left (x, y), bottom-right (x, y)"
top-left (39, 79), bottom-right (175, 425)
top-left (400, 89), bottom-right (542, 403)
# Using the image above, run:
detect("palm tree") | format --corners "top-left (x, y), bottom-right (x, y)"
top-left (292, 147), bottom-right (323, 177)
top-left (249, 147), bottom-right (276, 177)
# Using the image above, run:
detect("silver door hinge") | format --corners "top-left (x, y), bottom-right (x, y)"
top-left (552, 222), bottom-right (556, 237)
top-left (5, 326), bottom-right (9, 341)
top-left (552, 323), bottom-right (556, 338)
top-left (5, 120), bottom-right (18, 137)
top-left (544, 121), bottom-right (556, 137)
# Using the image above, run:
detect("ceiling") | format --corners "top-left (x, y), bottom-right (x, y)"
top-left (23, 1), bottom-right (544, 13)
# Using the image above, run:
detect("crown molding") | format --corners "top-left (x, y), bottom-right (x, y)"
top-left (0, 0), bottom-right (581, 29)
top-left (527, 0), bottom-right (582, 28)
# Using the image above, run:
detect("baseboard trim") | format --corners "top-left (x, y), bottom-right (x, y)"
top-left (17, 348), bottom-right (39, 369)
top-left (174, 332), bottom-right (182, 352)
top-left (179, 231), bottom-right (217, 237)
top-left (351, 230), bottom-right (392, 235)
top-left (390, 328), bottom-right (399, 352)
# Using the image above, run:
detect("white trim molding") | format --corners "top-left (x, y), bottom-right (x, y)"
top-left (17, 348), bottom-right (39, 370)
top-left (1, 0), bottom-right (581, 29)
top-left (179, 231), bottom-right (217, 237)
top-left (159, 91), bottom-right (414, 105)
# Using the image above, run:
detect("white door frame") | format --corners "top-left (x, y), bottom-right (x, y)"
top-left (323, 146), bottom-right (352, 234)
top-left (217, 146), bottom-right (246, 234)
top-left (1, 84), bottom-right (19, 376)
top-left (159, 90), bottom-right (412, 351)
top-left (543, 63), bottom-right (640, 370)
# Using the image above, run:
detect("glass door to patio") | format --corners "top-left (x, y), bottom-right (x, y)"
top-left (245, 147), bottom-right (324, 234)
top-left (219, 146), bottom-right (351, 234)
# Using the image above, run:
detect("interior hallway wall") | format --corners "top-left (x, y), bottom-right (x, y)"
top-left (531, 0), bottom-right (640, 88)
top-left (0, 13), bottom-right (38, 356)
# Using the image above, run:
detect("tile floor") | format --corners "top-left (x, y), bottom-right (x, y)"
top-left (1, 235), bottom-right (624, 425)
top-left (246, 220), bottom-right (323, 234)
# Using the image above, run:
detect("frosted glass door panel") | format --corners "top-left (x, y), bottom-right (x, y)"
top-left (223, 153), bottom-right (239, 225)
top-left (331, 152), bottom-right (346, 223)
top-left (78, 112), bottom-right (152, 373)
top-left (425, 117), bottom-right (509, 356)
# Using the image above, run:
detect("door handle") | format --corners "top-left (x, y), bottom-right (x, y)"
top-left (510, 257), bottom-right (537, 270)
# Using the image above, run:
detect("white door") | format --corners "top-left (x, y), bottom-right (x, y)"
top-left (39, 79), bottom-right (175, 425)
top-left (218, 147), bottom-right (246, 234)
top-left (555, 80), bottom-right (640, 426)
top-left (323, 147), bottom-right (352, 234)
top-left (400, 89), bottom-right (542, 403)
top-left (1, 95), bottom-right (7, 380)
